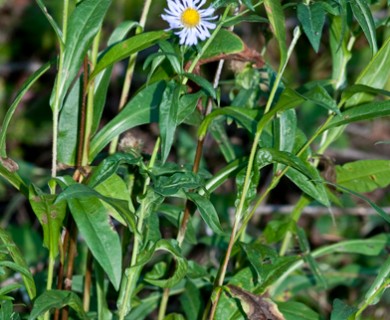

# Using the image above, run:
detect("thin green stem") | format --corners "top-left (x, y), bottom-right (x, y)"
top-left (109, 0), bottom-right (153, 154)
top-left (43, 257), bottom-right (55, 320)
top-left (118, 138), bottom-right (160, 320)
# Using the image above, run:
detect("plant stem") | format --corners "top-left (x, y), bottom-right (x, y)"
top-left (83, 250), bottom-right (93, 312)
top-left (109, 0), bottom-right (153, 154)
top-left (118, 138), bottom-right (160, 320)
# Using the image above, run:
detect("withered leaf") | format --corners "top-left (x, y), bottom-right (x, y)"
top-left (226, 285), bottom-right (285, 320)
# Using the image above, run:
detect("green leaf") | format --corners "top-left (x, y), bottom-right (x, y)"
top-left (183, 73), bottom-right (216, 99)
top-left (341, 84), bottom-right (390, 102)
top-left (159, 81), bottom-right (181, 163)
top-left (56, 0), bottom-right (111, 109)
top-left (270, 234), bottom-right (388, 296)
top-left (154, 172), bottom-right (203, 196)
top-left (273, 109), bottom-right (297, 172)
top-left (185, 192), bottom-right (224, 235)
top-left (210, 119), bottom-right (236, 162)
top-left (263, 0), bottom-right (287, 65)
top-left (296, 227), bottom-right (326, 288)
top-left (28, 185), bottom-right (67, 259)
top-left (330, 299), bottom-right (357, 320)
top-left (202, 29), bottom-right (244, 59)
top-left (63, 189), bottom-right (122, 290)
top-left (346, 36), bottom-right (390, 106)
top-left (89, 81), bottom-right (165, 161)
top-left (92, 20), bottom-right (140, 135)
top-left (277, 301), bottom-right (320, 320)
top-left (29, 290), bottom-right (88, 320)
top-left (256, 88), bottom-right (307, 133)
top-left (159, 41), bottom-right (182, 74)
top-left (349, 0), bottom-right (378, 56)
top-left (179, 280), bottom-right (203, 320)
top-left (87, 152), bottom-right (141, 188)
top-left (91, 31), bottom-right (169, 79)
top-left (94, 173), bottom-right (134, 225)
top-left (297, 3), bottom-right (326, 53)
top-left (198, 107), bottom-right (262, 139)
top-left (0, 229), bottom-right (36, 299)
top-left (336, 160), bottom-right (390, 193)
top-left (0, 61), bottom-right (51, 157)
top-left (141, 239), bottom-right (188, 288)
top-left (56, 182), bottom-right (137, 234)
top-left (177, 92), bottom-right (203, 125)
top-left (303, 85), bottom-right (340, 115)
top-left (57, 76), bottom-right (81, 165)
top-left (363, 256), bottom-right (390, 306)
top-left (324, 100), bottom-right (390, 131)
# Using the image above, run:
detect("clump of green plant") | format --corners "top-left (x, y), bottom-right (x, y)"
top-left (1, 0), bottom-right (390, 319)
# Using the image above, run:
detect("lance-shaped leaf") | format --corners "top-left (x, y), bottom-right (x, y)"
top-left (256, 148), bottom-right (329, 206)
top-left (185, 192), bottom-right (224, 235)
top-left (90, 31), bottom-right (169, 80)
top-left (56, 183), bottom-right (137, 234)
top-left (57, 186), bottom-right (123, 290)
top-left (159, 81), bottom-right (181, 163)
top-left (349, 0), bottom-right (378, 56)
top-left (324, 100), bottom-right (390, 131)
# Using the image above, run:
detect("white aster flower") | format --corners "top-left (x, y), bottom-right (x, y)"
top-left (161, 0), bottom-right (218, 46)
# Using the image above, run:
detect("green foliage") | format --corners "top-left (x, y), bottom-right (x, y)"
top-left (1, 0), bottom-right (389, 319)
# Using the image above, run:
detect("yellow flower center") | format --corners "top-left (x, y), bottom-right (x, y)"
top-left (181, 8), bottom-right (200, 28)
